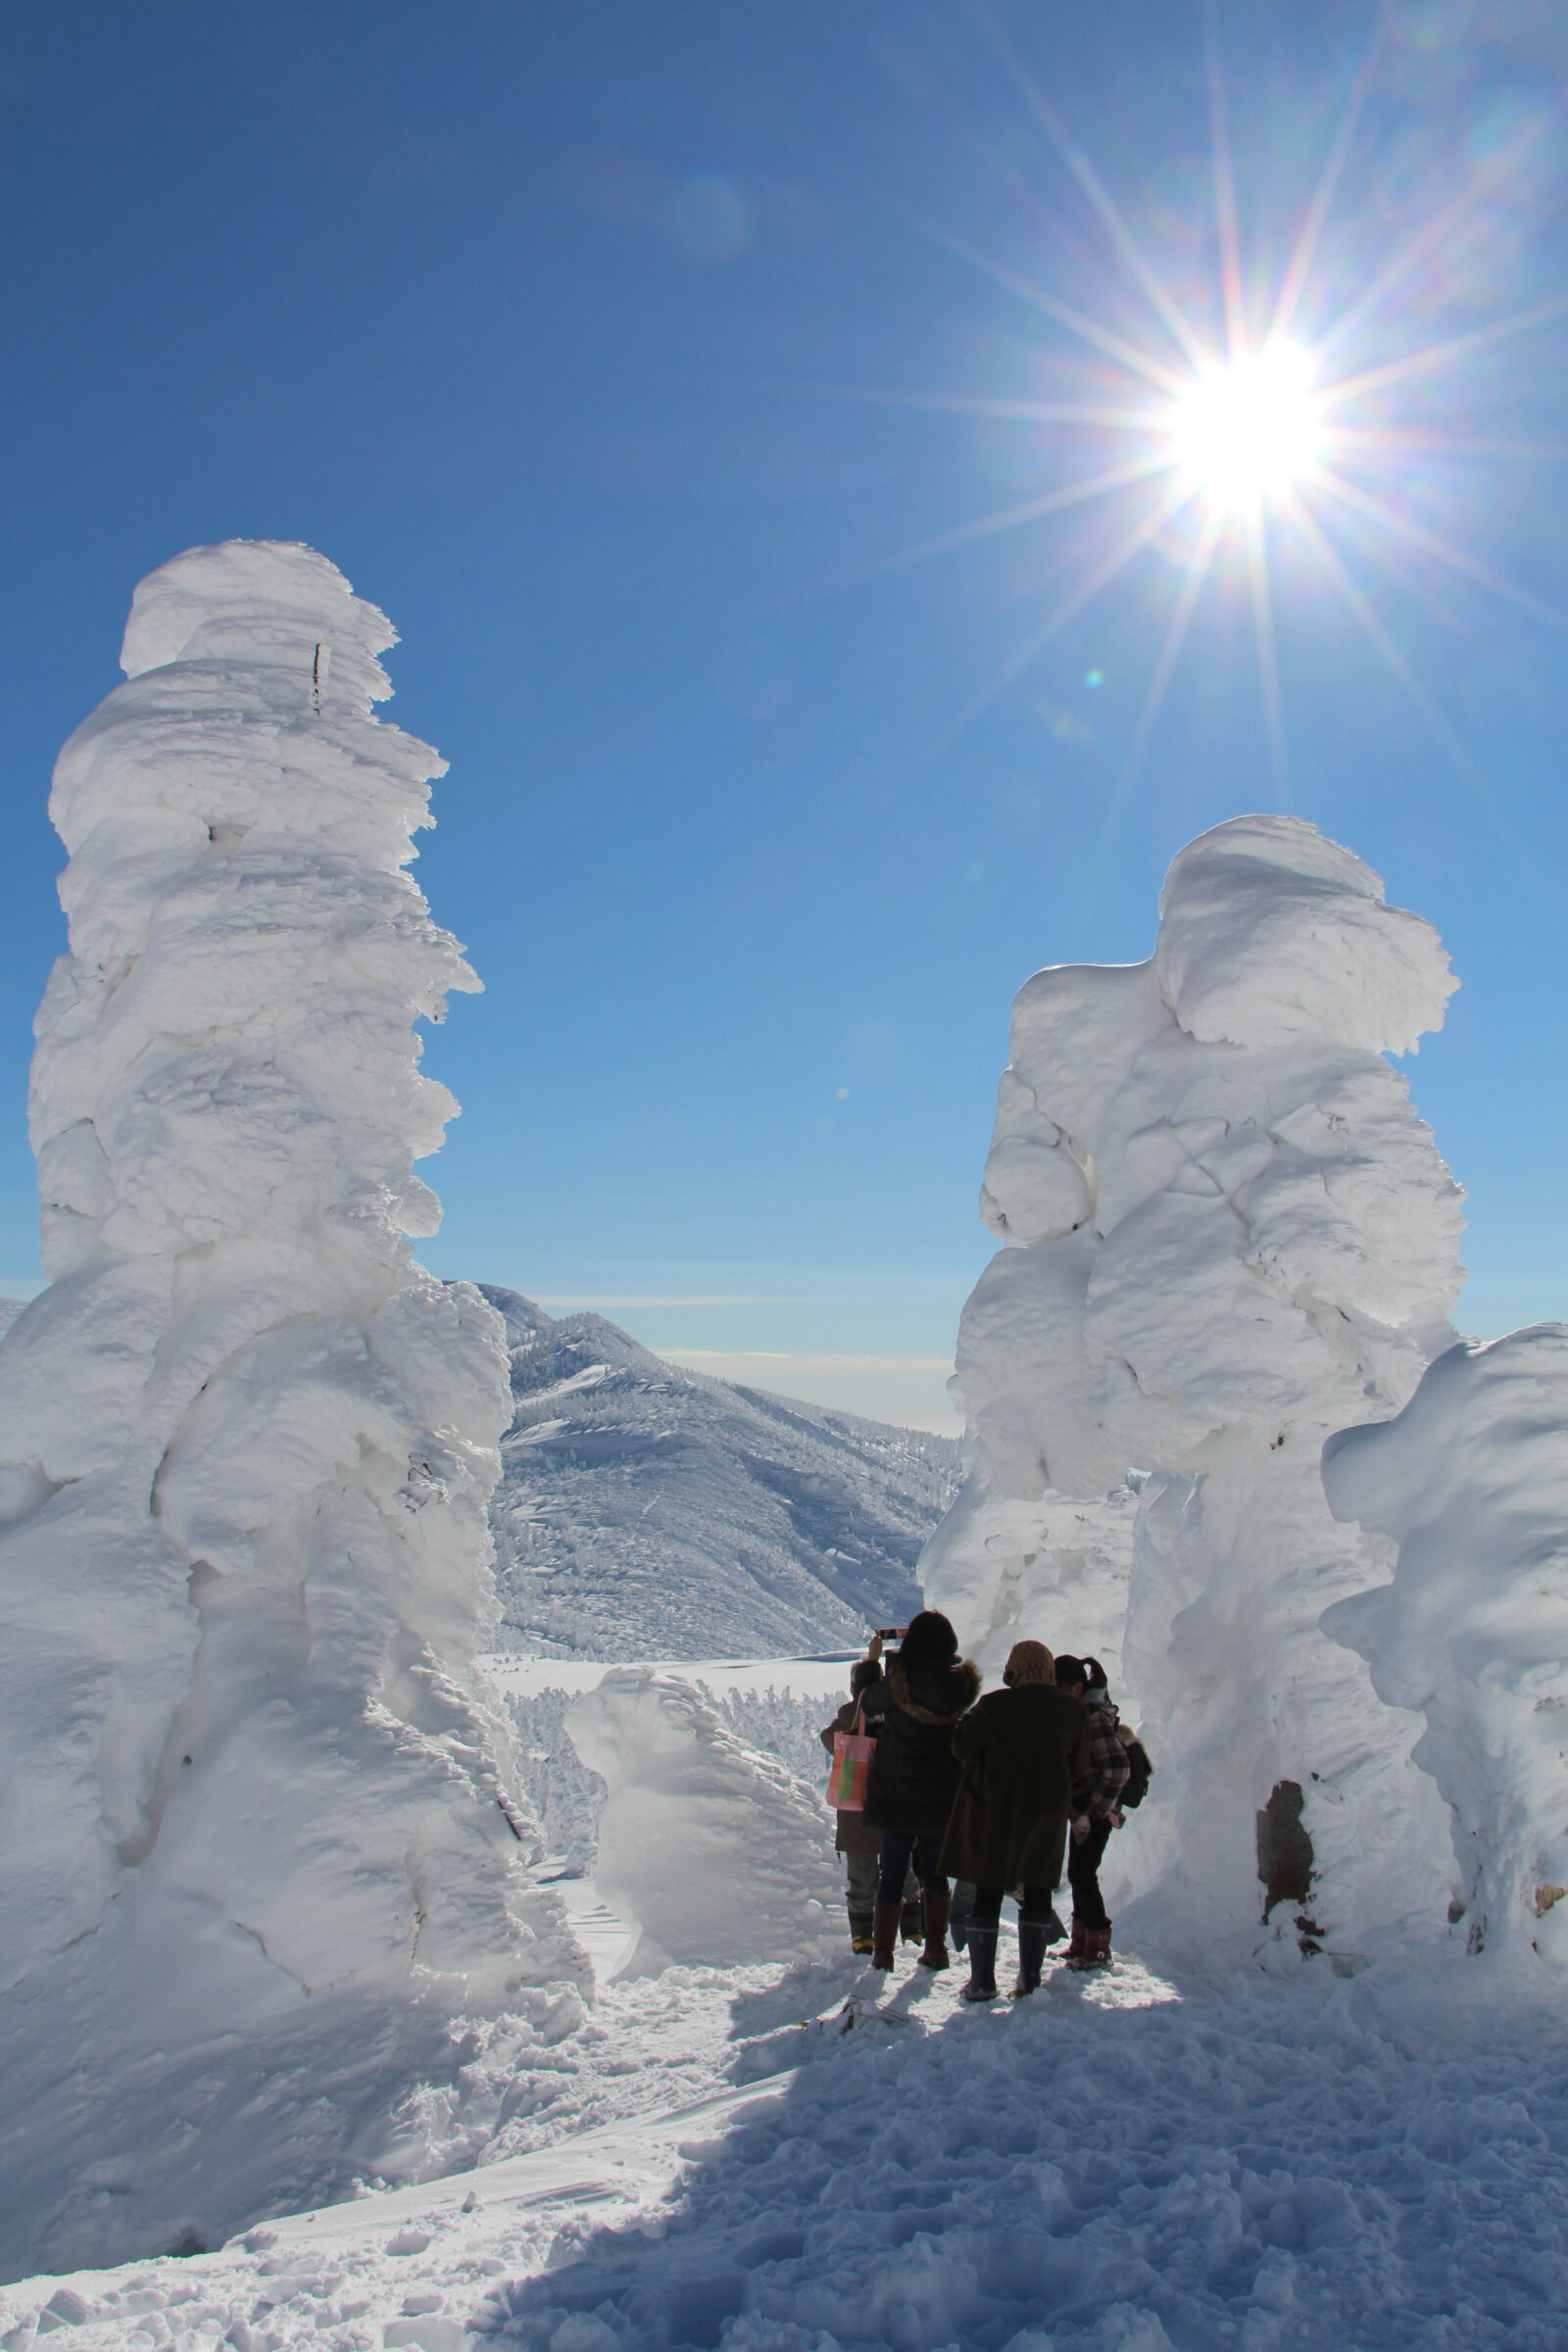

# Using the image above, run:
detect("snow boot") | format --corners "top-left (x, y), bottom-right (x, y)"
top-left (1071, 1925), bottom-right (1112, 1971)
top-left (1011, 1920), bottom-right (1051, 1996)
top-left (917, 1886), bottom-right (952, 1971)
top-left (901, 1894), bottom-right (924, 1944)
top-left (1064, 1917), bottom-right (1088, 1964)
top-left (870, 1895), bottom-right (902, 1973)
top-left (962, 1927), bottom-right (999, 2001)
top-left (849, 1912), bottom-right (874, 1956)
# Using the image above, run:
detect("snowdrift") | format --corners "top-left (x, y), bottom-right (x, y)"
top-left (0, 542), bottom-right (583, 2279)
top-left (921, 814), bottom-right (1463, 1951)
top-left (1324, 1324), bottom-right (1568, 1969)
top-left (566, 1668), bottom-right (843, 1976)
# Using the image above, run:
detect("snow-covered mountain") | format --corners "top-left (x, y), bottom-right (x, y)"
top-left (480, 1287), bottom-right (960, 1659)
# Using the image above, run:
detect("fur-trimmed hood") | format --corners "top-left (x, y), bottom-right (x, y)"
top-left (887, 1652), bottom-right (981, 1727)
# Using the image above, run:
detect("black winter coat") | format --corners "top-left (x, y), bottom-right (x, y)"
top-left (941, 1684), bottom-right (1090, 1890)
top-left (860, 1653), bottom-right (982, 1836)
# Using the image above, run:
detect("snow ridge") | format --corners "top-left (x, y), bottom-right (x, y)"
top-left (483, 1287), bottom-right (957, 1659)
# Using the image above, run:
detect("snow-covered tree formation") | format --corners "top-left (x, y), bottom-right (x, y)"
top-left (1323, 1325), bottom-right (1568, 1969)
top-left (920, 815), bottom-right (1463, 1954)
top-left (0, 541), bottom-right (583, 2277)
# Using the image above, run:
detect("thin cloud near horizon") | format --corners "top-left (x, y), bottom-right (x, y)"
top-left (662, 1348), bottom-right (955, 1372)
top-left (532, 1294), bottom-right (801, 1309)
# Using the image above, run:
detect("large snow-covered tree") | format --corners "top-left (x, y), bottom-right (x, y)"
top-left (920, 815), bottom-right (1463, 1956)
top-left (1324, 1324), bottom-right (1568, 1970)
top-left (0, 542), bottom-right (583, 2276)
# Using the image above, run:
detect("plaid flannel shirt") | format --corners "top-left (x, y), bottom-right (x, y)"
top-left (1073, 1696), bottom-right (1131, 1820)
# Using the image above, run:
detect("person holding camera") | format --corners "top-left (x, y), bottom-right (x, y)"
top-left (858, 1610), bottom-right (981, 1974)
top-left (941, 1640), bottom-right (1090, 2001)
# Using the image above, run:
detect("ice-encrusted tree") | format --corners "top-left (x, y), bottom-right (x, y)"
top-left (0, 542), bottom-right (583, 2276)
top-left (1324, 1325), bottom-right (1568, 1968)
top-left (920, 815), bottom-right (1463, 1955)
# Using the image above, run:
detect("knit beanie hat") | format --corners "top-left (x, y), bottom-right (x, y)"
top-left (1004, 1639), bottom-right (1054, 1687)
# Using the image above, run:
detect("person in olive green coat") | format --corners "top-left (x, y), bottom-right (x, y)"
top-left (941, 1640), bottom-right (1089, 2001)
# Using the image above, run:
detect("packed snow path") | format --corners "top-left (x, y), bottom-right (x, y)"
top-left (6, 1939), bottom-right (1568, 2350)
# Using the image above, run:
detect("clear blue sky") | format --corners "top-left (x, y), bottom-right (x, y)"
top-left (2, 3), bottom-right (1565, 1429)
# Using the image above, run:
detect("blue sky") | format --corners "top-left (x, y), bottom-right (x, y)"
top-left (2, 2), bottom-right (1565, 1429)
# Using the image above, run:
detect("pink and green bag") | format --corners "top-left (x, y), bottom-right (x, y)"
top-left (826, 1703), bottom-right (875, 1813)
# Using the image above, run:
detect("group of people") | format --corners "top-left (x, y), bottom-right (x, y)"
top-left (820, 1610), bottom-right (1132, 2001)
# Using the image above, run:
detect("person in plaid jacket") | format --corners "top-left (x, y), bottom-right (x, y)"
top-left (1055, 1652), bottom-right (1131, 1970)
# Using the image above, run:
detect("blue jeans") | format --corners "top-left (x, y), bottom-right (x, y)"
top-left (878, 1829), bottom-right (948, 1899)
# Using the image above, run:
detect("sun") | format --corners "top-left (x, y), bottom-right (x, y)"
top-left (844, 4), bottom-right (1566, 802)
top-left (1165, 342), bottom-right (1325, 517)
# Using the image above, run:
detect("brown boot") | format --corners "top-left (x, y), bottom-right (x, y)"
top-left (870, 1894), bottom-right (901, 1972)
top-left (1072, 1924), bottom-right (1112, 1971)
top-left (917, 1885), bottom-right (951, 1970)
top-left (1064, 1917), bottom-right (1088, 1964)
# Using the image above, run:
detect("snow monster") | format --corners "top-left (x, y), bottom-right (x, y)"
top-left (0, 542), bottom-right (585, 2278)
top-left (920, 815), bottom-right (1464, 1963)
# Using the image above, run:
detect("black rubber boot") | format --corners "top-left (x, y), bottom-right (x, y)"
top-left (962, 1926), bottom-right (999, 2001)
top-left (849, 1910), bottom-right (874, 1956)
top-left (1012, 1920), bottom-right (1050, 1995)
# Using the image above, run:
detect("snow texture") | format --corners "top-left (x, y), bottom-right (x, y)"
top-left (1323, 1324), bottom-right (1568, 1967)
top-left (921, 815), bottom-right (1463, 1951)
top-left (565, 1670), bottom-right (843, 1977)
top-left (483, 1288), bottom-right (956, 1659)
top-left (505, 1675), bottom-right (840, 1881)
top-left (0, 542), bottom-right (583, 2282)
top-left (6, 1947), bottom-right (1568, 2349)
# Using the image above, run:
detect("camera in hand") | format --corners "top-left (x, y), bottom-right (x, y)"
top-left (874, 1625), bottom-right (909, 1641)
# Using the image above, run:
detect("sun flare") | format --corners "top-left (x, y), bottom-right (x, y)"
top-left (851, 4), bottom-right (1566, 802)
top-left (1166, 343), bottom-right (1324, 516)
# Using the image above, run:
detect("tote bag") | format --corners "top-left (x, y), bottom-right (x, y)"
top-left (826, 1704), bottom-right (876, 1813)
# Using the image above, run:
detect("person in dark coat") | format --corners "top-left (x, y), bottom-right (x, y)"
top-left (819, 1634), bottom-right (923, 1953)
top-left (1055, 1651), bottom-right (1131, 1971)
top-left (858, 1610), bottom-right (981, 1973)
top-left (941, 1639), bottom-right (1090, 2000)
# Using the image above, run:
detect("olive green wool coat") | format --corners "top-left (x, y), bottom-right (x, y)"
top-left (940, 1685), bottom-right (1091, 1890)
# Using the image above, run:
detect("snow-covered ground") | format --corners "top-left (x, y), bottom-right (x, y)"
top-left (6, 1929), bottom-right (1568, 2349)
top-left (4, 1648), bottom-right (1565, 2350)
top-left (482, 1289), bottom-right (958, 1659)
